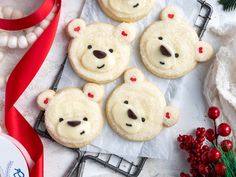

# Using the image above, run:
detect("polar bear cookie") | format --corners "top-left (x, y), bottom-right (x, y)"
top-left (140, 6), bottom-right (214, 79)
top-left (67, 19), bottom-right (136, 83)
top-left (98, 0), bottom-right (155, 22)
top-left (106, 68), bottom-right (180, 141)
top-left (37, 83), bottom-right (104, 148)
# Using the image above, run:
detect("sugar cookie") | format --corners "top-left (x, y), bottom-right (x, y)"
top-left (140, 6), bottom-right (214, 79)
top-left (106, 68), bottom-right (180, 141)
top-left (98, 0), bottom-right (155, 22)
top-left (67, 19), bottom-right (136, 83)
top-left (37, 84), bottom-right (104, 148)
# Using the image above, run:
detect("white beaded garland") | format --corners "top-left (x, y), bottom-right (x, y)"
top-left (11, 9), bottom-right (24, 19)
top-left (0, 33), bottom-right (9, 47)
top-left (7, 36), bottom-right (18, 49)
top-left (34, 27), bottom-right (44, 37)
top-left (2, 6), bottom-right (14, 19)
top-left (18, 35), bottom-right (28, 49)
top-left (40, 19), bottom-right (50, 29)
top-left (26, 32), bottom-right (37, 44)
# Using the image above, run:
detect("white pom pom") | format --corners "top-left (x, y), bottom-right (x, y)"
top-left (11, 9), bottom-right (24, 19)
top-left (3, 6), bottom-right (14, 19)
top-left (0, 33), bottom-right (9, 47)
top-left (34, 27), bottom-right (44, 37)
top-left (0, 51), bottom-right (4, 63)
top-left (25, 27), bottom-right (35, 33)
top-left (7, 36), bottom-right (18, 49)
top-left (26, 32), bottom-right (37, 44)
top-left (40, 19), bottom-right (50, 29)
top-left (46, 13), bottom-right (55, 21)
top-left (18, 35), bottom-right (28, 49)
top-left (0, 77), bottom-right (5, 89)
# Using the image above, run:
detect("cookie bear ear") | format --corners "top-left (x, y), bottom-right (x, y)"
top-left (195, 41), bottom-right (214, 62)
top-left (124, 68), bottom-right (145, 84)
top-left (83, 83), bottom-right (104, 102)
top-left (163, 106), bottom-right (180, 127)
top-left (37, 90), bottom-right (56, 110)
top-left (67, 18), bottom-right (86, 38)
top-left (160, 6), bottom-right (183, 22)
top-left (115, 23), bottom-right (136, 44)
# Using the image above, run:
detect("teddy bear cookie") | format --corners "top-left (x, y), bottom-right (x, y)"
top-left (140, 6), bottom-right (214, 79)
top-left (98, 0), bottom-right (155, 22)
top-left (106, 68), bottom-right (180, 141)
top-left (37, 83), bottom-right (104, 148)
top-left (67, 19), bottom-right (136, 83)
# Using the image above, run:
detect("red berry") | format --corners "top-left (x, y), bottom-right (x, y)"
top-left (201, 151), bottom-right (209, 163)
top-left (205, 128), bottom-right (215, 142)
top-left (208, 106), bottom-right (220, 120)
top-left (208, 148), bottom-right (221, 162)
top-left (221, 140), bottom-right (233, 152)
top-left (177, 136), bottom-right (183, 142)
top-left (198, 164), bottom-right (210, 175)
top-left (215, 162), bottom-right (226, 175)
top-left (218, 123), bottom-right (231, 137)
top-left (202, 145), bottom-right (210, 151)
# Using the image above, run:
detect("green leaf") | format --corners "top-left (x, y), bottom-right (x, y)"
top-left (218, 0), bottom-right (236, 11)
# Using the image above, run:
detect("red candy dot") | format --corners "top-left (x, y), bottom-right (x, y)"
top-left (168, 13), bottom-right (174, 19)
top-left (88, 92), bottom-right (94, 98)
top-left (130, 77), bottom-right (136, 82)
top-left (198, 47), bottom-right (203, 54)
top-left (74, 26), bottom-right (80, 32)
top-left (165, 112), bottom-right (171, 119)
top-left (43, 98), bottom-right (49, 104)
top-left (121, 31), bottom-right (128, 36)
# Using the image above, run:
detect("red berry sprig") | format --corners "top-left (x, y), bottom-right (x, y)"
top-left (177, 106), bottom-right (234, 177)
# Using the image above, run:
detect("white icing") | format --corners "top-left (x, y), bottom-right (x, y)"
top-left (42, 87), bottom-right (104, 148)
top-left (68, 22), bottom-right (135, 83)
top-left (99, 0), bottom-right (155, 22)
top-left (140, 6), bottom-right (214, 78)
top-left (107, 69), bottom-right (179, 141)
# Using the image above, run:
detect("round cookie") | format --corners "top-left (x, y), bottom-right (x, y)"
top-left (37, 83), bottom-right (104, 148)
top-left (67, 19), bottom-right (136, 83)
top-left (106, 68), bottom-right (180, 141)
top-left (140, 6), bottom-right (214, 79)
top-left (98, 0), bottom-right (155, 22)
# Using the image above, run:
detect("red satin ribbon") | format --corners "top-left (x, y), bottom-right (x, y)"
top-left (0, 0), bottom-right (61, 176)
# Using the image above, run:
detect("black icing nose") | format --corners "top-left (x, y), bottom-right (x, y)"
top-left (127, 109), bottom-right (138, 120)
top-left (160, 45), bottom-right (172, 57)
top-left (93, 50), bottom-right (107, 59)
top-left (67, 121), bottom-right (81, 127)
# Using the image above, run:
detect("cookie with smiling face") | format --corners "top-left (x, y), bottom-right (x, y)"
top-left (106, 68), bottom-right (180, 141)
top-left (140, 6), bottom-right (214, 79)
top-left (98, 0), bottom-right (155, 22)
top-left (67, 19), bottom-right (136, 83)
top-left (37, 83), bottom-right (104, 148)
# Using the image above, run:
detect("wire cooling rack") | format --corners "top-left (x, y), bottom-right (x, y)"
top-left (34, 1), bottom-right (213, 176)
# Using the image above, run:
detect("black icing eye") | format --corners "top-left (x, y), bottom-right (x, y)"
top-left (141, 117), bottom-right (145, 122)
top-left (158, 37), bottom-right (163, 40)
top-left (175, 53), bottom-right (179, 58)
top-left (59, 118), bottom-right (64, 122)
top-left (109, 49), bottom-right (113, 53)
top-left (87, 45), bottom-right (92, 49)
top-left (83, 117), bottom-right (88, 121)
top-left (124, 100), bottom-right (128, 104)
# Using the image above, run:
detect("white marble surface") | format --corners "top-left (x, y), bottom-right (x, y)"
top-left (1, 0), bottom-right (236, 177)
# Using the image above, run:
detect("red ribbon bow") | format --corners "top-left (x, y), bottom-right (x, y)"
top-left (0, 0), bottom-right (61, 176)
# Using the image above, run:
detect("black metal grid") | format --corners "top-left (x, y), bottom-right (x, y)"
top-left (34, 1), bottom-right (213, 176)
